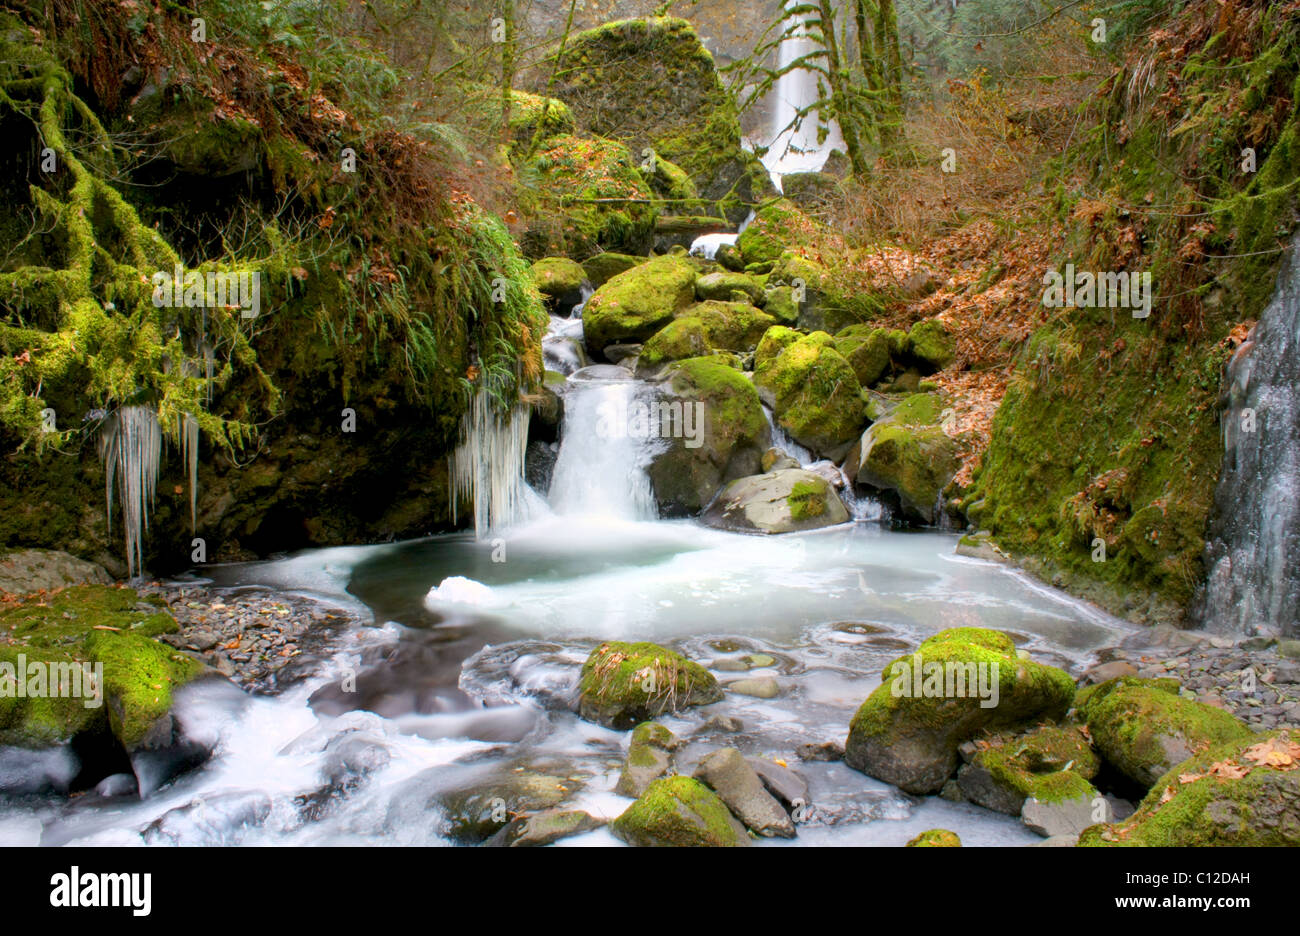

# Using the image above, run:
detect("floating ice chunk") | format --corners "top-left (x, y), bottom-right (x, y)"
top-left (424, 576), bottom-right (498, 608)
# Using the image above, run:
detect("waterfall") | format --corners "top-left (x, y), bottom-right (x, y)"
top-left (547, 368), bottom-right (659, 521)
top-left (762, 1), bottom-right (844, 191)
top-left (448, 389), bottom-right (534, 539)
top-left (1198, 231), bottom-right (1300, 637)
top-left (99, 406), bottom-right (162, 578)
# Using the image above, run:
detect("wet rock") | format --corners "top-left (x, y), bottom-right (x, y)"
top-left (93, 772), bottom-right (139, 798)
top-left (726, 676), bottom-right (781, 699)
top-left (577, 641), bottom-right (722, 730)
top-left (700, 469), bottom-right (850, 535)
top-left (796, 741), bottom-right (844, 762)
top-left (906, 828), bottom-right (961, 847)
top-left (747, 757), bottom-right (809, 811)
top-left (434, 768), bottom-right (582, 844)
top-left (693, 748), bottom-right (794, 838)
top-left (612, 776), bottom-right (751, 846)
top-left (485, 809), bottom-right (605, 847)
top-left (699, 715), bottom-right (745, 733)
top-left (1079, 661), bottom-right (1139, 685)
top-left (1022, 792), bottom-right (1103, 838)
top-left (143, 791), bottom-right (274, 845)
top-left (615, 722), bottom-right (679, 798)
top-left (761, 448), bottom-right (801, 472)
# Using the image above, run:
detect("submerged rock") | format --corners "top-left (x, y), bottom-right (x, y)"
top-left (844, 628), bottom-right (1076, 795)
top-left (612, 775), bottom-right (751, 846)
top-left (693, 747), bottom-right (795, 838)
top-left (700, 469), bottom-right (849, 535)
top-left (577, 641), bottom-right (722, 730)
top-left (485, 809), bottom-right (605, 847)
top-left (1077, 676), bottom-right (1252, 790)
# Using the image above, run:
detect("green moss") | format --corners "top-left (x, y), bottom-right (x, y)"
top-left (972, 724), bottom-right (1101, 805)
top-left (834, 327), bottom-right (891, 387)
top-left (612, 775), bottom-right (749, 846)
top-left (582, 255), bottom-right (698, 353)
top-left (753, 325), bottom-right (803, 378)
top-left (856, 421), bottom-right (960, 523)
top-left (577, 640), bottom-right (722, 730)
top-left (695, 272), bottom-right (764, 305)
top-left (787, 479), bottom-right (829, 520)
top-left (907, 319), bottom-right (955, 371)
top-left (754, 333), bottom-right (864, 455)
top-left (666, 357), bottom-right (766, 443)
top-left (1079, 677), bottom-right (1251, 789)
top-left (1080, 730), bottom-right (1300, 846)
top-left (582, 252), bottom-right (643, 287)
top-left (906, 828), bottom-right (961, 847)
top-left (0, 585), bottom-right (202, 749)
top-left (530, 257), bottom-right (587, 298)
top-left (737, 201), bottom-right (816, 266)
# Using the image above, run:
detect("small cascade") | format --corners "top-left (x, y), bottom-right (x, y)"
top-left (543, 314), bottom-right (587, 375)
top-left (762, 0), bottom-right (844, 191)
top-left (547, 367), bottom-right (659, 521)
top-left (762, 404), bottom-right (882, 521)
top-left (689, 233), bottom-right (738, 260)
top-left (448, 388), bottom-right (533, 539)
top-left (762, 404), bottom-right (813, 465)
top-left (99, 405), bottom-right (162, 578)
top-left (1199, 232), bottom-right (1300, 636)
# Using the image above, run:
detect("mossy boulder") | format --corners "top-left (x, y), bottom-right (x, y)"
top-left (737, 201), bottom-right (813, 266)
top-left (637, 301), bottom-right (776, 374)
top-left (644, 357), bottom-right (770, 515)
top-left (906, 828), bottom-right (961, 847)
top-left (1079, 676), bottom-right (1252, 790)
top-left (700, 469), bottom-right (850, 534)
top-left (956, 724), bottom-right (1101, 816)
top-left (582, 255), bottom-right (698, 358)
top-left (762, 285), bottom-right (800, 325)
top-left (530, 257), bottom-right (589, 312)
top-left (549, 17), bottom-right (768, 222)
top-left (485, 809), bottom-right (604, 847)
top-left (845, 628), bottom-right (1077, 794)
top-left (754, 333), bottom-right (865, 459)
top-left (768, 252), bottom-right (887, 334)
top-left (577, 641), bottom-right (722, 730)
top-left (753, 325), bottom-right (803, 378)
top-left (615, 721), bottom-right (680, 798)
top-left (695, 271), bottom-right (765, 305)
top-left (834, 326), bottom-right (892, 388)
top-left (526, 134), bottom-right (657, 259)
top-left (908, 318), bottom-right (955, 372)
top-left (501, 88), bottom-right (575, 143)
top-left (1079, 730), bottom-right (1300, 846)
top-left (0, 585), bottom-right (205, 753)
top-left (847, 394), bottom-right (960, 524)
top-left (582, 252), bottom-right (643, 287)
top-left (643, 154), bottom-right (699, 204)
top-left (612, 775), bottom-right (751, 846)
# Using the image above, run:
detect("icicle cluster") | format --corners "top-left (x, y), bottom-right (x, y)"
top-left (99, 406), bottom-right (162, 578)
top-left (449, 388), bottom-right (531, 538)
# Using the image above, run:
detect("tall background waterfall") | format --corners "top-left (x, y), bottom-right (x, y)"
top-left (1198, 231), bottom-right (1300, 637)
top-left (761, 1), bottom-right (843, 190)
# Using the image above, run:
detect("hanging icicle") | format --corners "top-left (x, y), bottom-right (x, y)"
top-left (179, 412), bottom-right (199, 533)
top-left (448, 388), bottom-right (531, 539)
top-left (99, 405), bottom-right (162, 578)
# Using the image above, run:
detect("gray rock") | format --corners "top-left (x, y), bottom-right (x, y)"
top-left (1030, 834), bottom-right (1080, 847)
top-left (1022, 792), bottom-right (1106, 838)
top-left (747, 757), bottom-right (809, 812)
top-left (1079, 661), bottom-right (1139, 686)
top-left (693, 748), bottom-right (795, 838)
top-left (485, 809), bottom-right (605, 847)
top-left (956, 762), bottom-right (1026, 816)
top-left (0, 549), bottom-right (112, 595)
top-left (727, 676), bottom-right (780, 698)
top-left (795, 741), bottom-right (843, 762)
top-left (700, 469), bottom-right (849, 535)
top-left (614, 723), bottom-right (678, 798)
top-left (698, 715), bottom-right (745, 733)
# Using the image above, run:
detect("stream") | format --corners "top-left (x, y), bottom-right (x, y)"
top-left (0, 305), bottom-right (1135, 847)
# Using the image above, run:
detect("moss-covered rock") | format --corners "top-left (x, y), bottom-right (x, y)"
top-left (753, 325), bottom-right (803, 379)
top-left (1079, 676), bottom-right (1252, 790)
top-left (525, 134), bottom-right (657, 259)
top-left (436, 766), bottom-right (582, 843)
top-left (577, 641), bottom-right (722, 730)
top-left (908, 318), bottom-right (956, 372)
top-left (844, 628), bottom-right (1076, 794)
top-left (637, 301), bottom-right (776, 374)
top-left (501, 88), bottom-right (575, 144)
top-left (582, 252), bottom-right (643, 287)
top-left (754, 333), bottom-right (864, 459)
top-left (582, 255), bottom-right (698, 357)
top-left (847, 393), bottom-right (960, 524)
top-left (762, 285), bottom-right (800, 325)
top-left (615, 721), bottom-right (680, 798)
top-left (695, 271), bottom-right (765, 305)
top-left (956, 724), bottom-right (1100, 816)
top-left (1079, 730), bottom-right (1300, 846)
top-left (0, 585), bottom-right (205, 757)
top-left (737, 201), bottom-right (814, 266)
top-left (834, 326), bottom-right (892, 388)
top-left (906, 828), bottom-right (961, 847)
top-left (645, 357), bottom-right (770, 515)
top-left (700, 469), bottom-right (850, 534)
top-left (530, 257), bottom-right (589, 312)
top-left (549, 17), bottom-right (769, 222)
top-left (612, 775), bottom-right (751, 846)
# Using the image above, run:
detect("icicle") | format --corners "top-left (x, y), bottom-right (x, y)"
top-left (179, 412), bottom-right (199, 533)
top-left (99, 406), bottom-right (162, 578)
top-left (448, 388), bottom-right (531, 539)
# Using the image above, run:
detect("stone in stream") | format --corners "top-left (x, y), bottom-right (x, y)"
top-left (752, 332), bottom-right (865, 460)
top-left (796, 741), bottom-right (844, 763)
top-left (698, 715), bottom-right (745, 734)
top-left (1021, 792), bottom-right (1104, 838)
top-left (954, 724), bottom-right (1100, 818)
top-left (615, 722), bottom-right (679, 798)
top-left (577, 641), bottom-right (722, 730)
top-left (1079, 730), bottom-right (1300, 846)
top-left (692, 748), bottom-right (795, 838)
top-left (726, 676), bottom-right (781, 699)
top-left (1076, 676), bottom-right (1251, 790)
top-left (643, 357), bottom-right (770, 516)
top-left (700, 469), bottom-right (850, 535)
top-left (761, 447), bottom-right (800, 472)
top-left (845, 628), bottom-right (1076, 795)
top-left (432, 767), bottom-right (583, 844)
top-left (581, 254), bottom-right (698, 358)
top-left (906, 828), bottom-right (961, 847)
top-left (747, 757), bottom-right (810, 812)
top-left (612, 776), bottom-right (751, 847)
top-left (843, 392), bottom-right (960, 525)
top-left (485, 809), bottom-right (605, 847)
